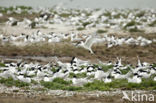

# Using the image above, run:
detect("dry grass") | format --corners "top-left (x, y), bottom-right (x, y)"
top-left (93, 43), bottom-right (156, 64)
top-left (0, 42), bottom-right (89, 57)
top-left (0, 41), bottom-right (155, 64)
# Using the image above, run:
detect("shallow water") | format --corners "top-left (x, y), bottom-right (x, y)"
top-left (0, 0), bottom-right (155, 9)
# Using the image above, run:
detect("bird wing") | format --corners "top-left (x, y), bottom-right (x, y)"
top-left (137, 56), bottom-right (142, 67)
top-left (85, 36), bottom-right (104, 48)
top-left (84, 36), bottom-right (95, 47)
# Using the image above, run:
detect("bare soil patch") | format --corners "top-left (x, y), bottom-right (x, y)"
top-left (0, 92), bottom-right (155, 103)
top-left (0, 42), bottom-right (155, 64)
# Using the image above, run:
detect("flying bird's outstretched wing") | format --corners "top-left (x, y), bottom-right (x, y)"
top-left (85, 35), bottom-right (105, 48)
top-left (137, 56), bottom-right (142, 67)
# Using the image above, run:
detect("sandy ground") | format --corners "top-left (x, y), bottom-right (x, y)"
top-left (0, 24), bottom-right (73, 35)
top-left (1, 23), bottom-right (156, 36)
top-left (0, 93), bottom-right (126, 103)
top-left (0, 93), bottom-right (129, 103)
top-left (0, 89), bottom-right (155, 103)
top-left (0, 23), bottom-right (101, 36)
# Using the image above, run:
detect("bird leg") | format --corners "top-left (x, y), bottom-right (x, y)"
top-left (89, 49), bottom-right (94, 54)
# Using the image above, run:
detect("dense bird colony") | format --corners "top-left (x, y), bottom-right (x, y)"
top-left (0, 57), bottom-right (156, 86)
top-left (0, 6), bottom-right (155, 90)
top-left (0, 31), bottom-right (154, 48)
top-left (1, 6), bottom-right (155, 31)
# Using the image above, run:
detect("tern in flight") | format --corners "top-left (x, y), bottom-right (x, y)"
top-left (76, 34), bottom-right (105, 54)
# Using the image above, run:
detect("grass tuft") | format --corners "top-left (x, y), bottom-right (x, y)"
top-left (136, 11), bottom-right (145, 17)
top-left (82, 22), bottom-right (91, 27)
top-left (0, 77), bottom-right (29, 87)
top-left (53, 78), bottom-right (72, 85)
top-left (96, 29), bottom-right (107, 34)
top-left (128, 27), bottom-right (144, 32)
top-left (152, 63), bottom-right (156, 68)
top-left (120, 67), bottom-right (131, 74)
top-left (101, 65), bottom-right (113, 72)
top-left (59, 13), bottom-right (71, 18)
top-left (77, 27), bottom-right (85, 31)
top-left (148, 20), bottom-right (156, 27)
top-left (69, 72), bottom-right (87, 78)
top-left (40, 78), bottom-right (72, 90)
top-left (0, 62), bottom-right (6, 67)
top-left (84, 79), bottom-right (156, 91)
top-left (124, 21), bottom-right (140, 28)
top-left (65, 86), bottom-right (83, 91)
top-left (51, 67), bottom-right (58, 73)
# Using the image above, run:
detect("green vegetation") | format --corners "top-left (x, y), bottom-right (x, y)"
top-left (136, 11), bottom-right (145, 17)
top-left (30, 22), bottom-right (37, 29)
top-left (41, 78), bottom-right (80, 91)
top-left (40, 74), bottom-right (156, 91)
top-left (127, 78), bottom-right (156, 90)
top-left (113, 14), bottom-right (121, 19)
top-left (141, 18), bottom-right (147, 22)
top-left (0, 70), bottom-right (3, 73)
top-left (82, 22), bottom-right (91, 27)
top-left (41, 78), bottom-right (71, 87)
top-left (128, 27), bottom-right (144, 32)
top-left (24, 73), bottom-right (35, 78)
top-left (0, 75), bottom-right (155, 91)
top-left (124, 21), bottom-right (140, 28)
top-left (52, 78), bottom-right (72, 85)
top-left (87, 75), bottom-right (95, 79)
top-left (101, 65), bottom-right (113, 72)
top-left (16, 67), bottom-right (22, 71)
top-left (51, 67), bottom-right (58, 73)
top-left (40, 78), bottom-right (156, 91)
top-left (65, 86), bottom-right (83, 91)
top-left (69, 72), bottom-right (87, 78)
top-left (0, 62), bottom-right (6, 67)
top-left (77, 27), bottom-right (85, 31)
top-left (93, 64), bottom-right (113, 72)
top-left (0, 6), bottom-right (32, 13)
top-left (0, 77), bottom-right (29, 87)
top-left (59, 13), bottom-right (71, 18)
top-left (96, 29), bottom-right (108, 34)
top-left (31, 80), bottom-right (38, 85)
top-left (84, 79), bottom-right (130, 91)
top-left (120, 67), bottom-right (131, 74)
top-left (84, 79), bottom-right (156, 91)
top-left (84, 80), bottom-right (111, 91)
top-left (0, 7), bottom-right (14, 13)
top-left (123, 20), bottom-right (143, 32)
top-left (152, 63), bottom-right (156, 68)
top-left (40, 77), bottom-right (82, 91)
top-left (103, 11), bottom-right (111, 18)
top-left (16, 6), bottom-right (32, 10)
top-left (148, 20), bottom-right (156, 27)
top-left (80, 65), bottom-right (87, 69)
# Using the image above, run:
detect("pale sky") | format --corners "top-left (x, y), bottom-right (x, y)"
top-left (0, 0), bottom-right (155, 9)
